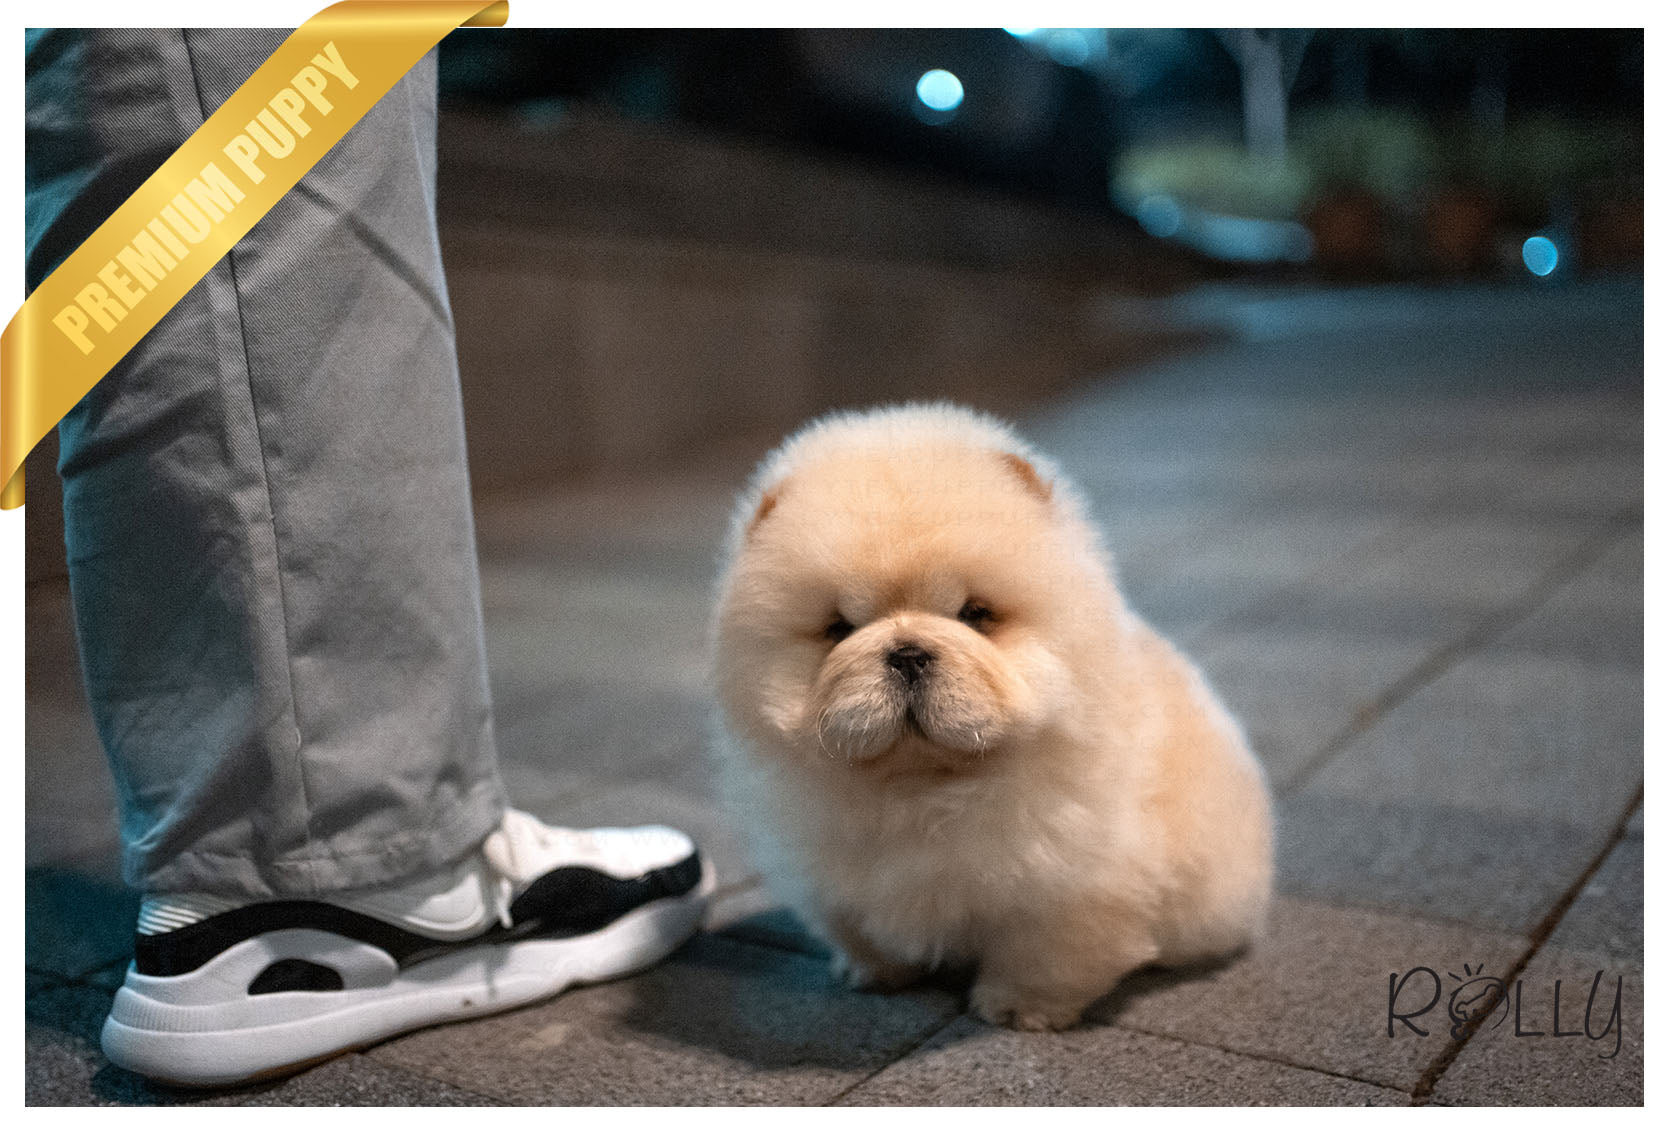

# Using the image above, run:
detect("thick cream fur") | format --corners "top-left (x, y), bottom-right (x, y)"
top-left (710, 403), bottom-right (1273, 1030)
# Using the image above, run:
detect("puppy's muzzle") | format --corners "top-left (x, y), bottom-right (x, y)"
top-left (885, 643), bottom-right (933, 685)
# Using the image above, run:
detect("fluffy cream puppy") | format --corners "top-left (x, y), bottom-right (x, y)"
top-left (711, 403), bottom-right (1272, 1030)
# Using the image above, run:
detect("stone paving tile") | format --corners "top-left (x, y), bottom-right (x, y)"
top-left (1543, 820), bottom-right (1643, 964)
top-left (1194, 626), bottom-right (1435, 788)
top-left (1065, 452), bottom-right (1254, 511)
top-left (1305, 649), bottom-right (1641, 828)
top-left (1501, 447), bottom-right (1643, 519)
top-left (25, 979), bottom-right (495, 1106)
top-left (1121, 574), bottom-right (1260, 651)
top-left (1489, 527), bottom-right (1642, 669)
top-left (1226, 515), bottom-right (1601, 644)
top-left (1131, 506), bottom-right (1396, 587)
top-left (1430, 946), bottom-right (1642, 1106)
top-left (1324, 450), bottom-right (1633, 527)
top-left (1117, 509), bottom-right (1394, 648)
top-left (1087, 499), bottom-right (1248, 577)
top-left (1462, 384), bottom-right (1639, 439)
top-left (26, 980), bottom-right (195, 1107)
top-left (1158, 511), bottom-right (1591, 792)
top-left (366, 932), bottom-right (962, 1105)
top-left (519, 779), bottom-right (752, 892)
top-left (1329, 515), bottom-right (1598, 612)
top-left (1049, 418), bottom-right (1621, 535)
top-left (1275, 792), bottom-right (1610, 935)
top-left (1087, 896), bottom-right (1528, 1092)
top-left (231, 1055), bottom-right (504, 1106)
top-left (837, 1015), bottom-right (1409, 1105)
top-left (1028, 388), bottom-right (1296, 477)
top-left (1248, 453), bottom-right (1550, 523)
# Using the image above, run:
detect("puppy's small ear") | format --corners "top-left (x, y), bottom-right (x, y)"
top-left (999, 452), bottom-right (1052, 502)
top-left (746, 485), bottom-right (782, 537)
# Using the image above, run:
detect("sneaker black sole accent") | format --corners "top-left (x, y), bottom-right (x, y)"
top-left (134, 850), bottom-right (704, 977)
top-left (508, 854), bottom-right (704, 928)
top-left (248, 958), bottom-right (346, 995)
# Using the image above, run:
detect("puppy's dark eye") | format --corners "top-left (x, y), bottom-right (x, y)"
top-left (825, 617), bottom-right (855, 643)
top-left (957, 600), bottom-right (996, 631)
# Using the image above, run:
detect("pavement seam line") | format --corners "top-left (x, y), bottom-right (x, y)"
top-left (819, 1011), bottom-right (1419, 1105)
top-left (1101, 1018), bottom-right (1420, 1101)
top-left (1270, 890), bottom-right (1550, 941)
top-left (820, 1015), bottom-right (971, 1106)
top-left (1277, 505), bottom-right (1640, 796)
top-left (1407, 785), bottom-right (1643, 1106)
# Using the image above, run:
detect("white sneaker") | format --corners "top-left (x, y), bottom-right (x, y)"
top-left (100, 809), bottom-right (714, 1087)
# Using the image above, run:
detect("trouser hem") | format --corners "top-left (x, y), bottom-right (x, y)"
top-left (127, 774), bottom-right (509, 899)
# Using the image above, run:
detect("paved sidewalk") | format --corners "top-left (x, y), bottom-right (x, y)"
top-left (25, 278), bottom-right (1643, 1105)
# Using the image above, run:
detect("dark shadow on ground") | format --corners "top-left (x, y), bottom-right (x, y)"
top-left (26, 866), bottom-right (139, 979)
top-left (1085, 954), bottom-right (1245, 1025)
top-left (611, 932), bottom-right (962, 1074)
top-left (25, 968), bottom-right (297, 1105)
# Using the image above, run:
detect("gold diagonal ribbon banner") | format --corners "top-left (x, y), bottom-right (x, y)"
top-left (0, 0), bottom-right (508, 510)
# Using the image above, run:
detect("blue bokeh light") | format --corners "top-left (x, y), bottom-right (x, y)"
top-left (916, 69), bottom-right (964, 112)
top-left (1046, 29), bottom-right (1091, 67)
top-left (1522, 235), bottom-right (1560, 277)
top-left (1136, 194), bottom-right (1183, 239)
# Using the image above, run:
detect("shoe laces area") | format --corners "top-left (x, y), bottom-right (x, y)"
top-left (483, 809), bottom-right (604, 879)
top-left (481, 809), bottom-right (604, 928)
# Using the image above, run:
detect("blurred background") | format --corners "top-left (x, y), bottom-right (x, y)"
top-left (21, 27), bottom-right (1647, 568)
top-left (419, 26), bottom-right (1643, 496)
top-left (27, 28), bottom-right (1646, 1102)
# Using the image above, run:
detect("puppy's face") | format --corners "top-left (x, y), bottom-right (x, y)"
top-left (715, 440), bottom-right (1101, 777)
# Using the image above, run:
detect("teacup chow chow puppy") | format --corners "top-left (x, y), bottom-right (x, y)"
top-left (710, 404), bottom-right (1272, 1030)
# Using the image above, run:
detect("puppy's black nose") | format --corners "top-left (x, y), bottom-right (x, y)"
top-left (886, 644), bottom-right (933, 684)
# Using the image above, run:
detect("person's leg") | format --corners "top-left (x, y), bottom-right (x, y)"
top-left (28, 29), bottom-right (710, 1086)
top-left (31, 28), bottom-right (504, 898)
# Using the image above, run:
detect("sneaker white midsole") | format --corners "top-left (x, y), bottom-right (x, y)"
top-left (102, 869), bottom-right (712, 1087)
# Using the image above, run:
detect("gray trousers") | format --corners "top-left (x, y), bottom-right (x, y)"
top-left (27, 29), bottom-right (508, 898)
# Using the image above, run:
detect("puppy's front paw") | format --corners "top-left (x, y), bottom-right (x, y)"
top-left (969, 980), bottom-right (1087, 1031)
top-left (830, 949), bottom-right (924, 993)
